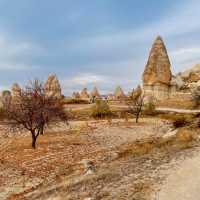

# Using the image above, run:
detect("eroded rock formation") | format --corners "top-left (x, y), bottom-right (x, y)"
top-left (72, 92), bottom-right (80, 99)
top-left (143, 36), bottom-right (172, 86)
top-left (45, 74), bottom-right (62, 98)
top-left (90, 86), bottom-right (100, 98)
top-left (132, 85), bottom-right (142, 101)
top-left (142, 36), bottom-right (175, 100)
top-left (80, 88), bottom-right (89, 99)
top-left (114, 86), bottom-right (126, 99)
top-left (12, 83), bottom-right (21, 98)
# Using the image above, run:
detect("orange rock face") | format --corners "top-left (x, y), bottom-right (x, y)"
top-left (143, 36), bottom-right (172, 85)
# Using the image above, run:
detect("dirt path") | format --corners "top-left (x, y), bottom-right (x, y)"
top-left (155, 149), bottom-right (200, 200)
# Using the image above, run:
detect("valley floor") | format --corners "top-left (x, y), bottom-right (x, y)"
top-left (0, 118), bottom-right (199, 200)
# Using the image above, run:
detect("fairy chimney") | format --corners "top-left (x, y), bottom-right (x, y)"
top-left (12, 83), bottom-right (21, 98)
top-left (45, 74), bottom-right (62, 98)
top-left (90, 86), bottom-right (100, 98)
top-left (143, 36), bottom-right (172, 86)
top-left (114, 86), bottom-right (126, 99)
top-left (80, 88), bottom-right (89, 99)
top-left (72, 92), bottom-right (80, 99)
top-left (142, 36), bottom-right (173, 100)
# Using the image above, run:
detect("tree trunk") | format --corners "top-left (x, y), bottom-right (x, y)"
top-left (31, 132), bottom-right (37, 149)
top-left (136, 113), bottom-right (139, 123)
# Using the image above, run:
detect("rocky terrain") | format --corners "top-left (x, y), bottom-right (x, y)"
top-left (1, 117), bottom-right (200, 200)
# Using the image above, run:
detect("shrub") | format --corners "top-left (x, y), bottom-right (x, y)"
top-left (172, 116), bottom-right (187, 128)
top-left (91, 99), bottom-right (112, 118)
top-left (143, 101), bottom-right (156, 115)
top-left (64, 98), bottom-right (89, 104)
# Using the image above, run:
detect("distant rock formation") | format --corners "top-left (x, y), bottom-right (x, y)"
top-left (12, 83), bottom-right (21, 99)
top-left (90, 86), bottom-right (100, 99)
top-left (107, 93), bottom-right (115, 100)
top-left (45, 74), bottom-right (62, 98)
top-left (143, 36), bottom-right (172, 86)
top-left (1, 90), bottom-right (11, 107)
top-left (132, 85), bottom-right (142, 101)
top-left (80, 88), bottom-right (89, 99)
top-left (72, 92), bottom-right (80, 99)
top-left (114, 86), bottom-right (126, 99)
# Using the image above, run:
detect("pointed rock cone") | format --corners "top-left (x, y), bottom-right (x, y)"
top-left (80, 88), bottom-right (89, 99)
top-left (45, 74), bottom-right (62, 98)
top-left (114, 86), bottom-right (126, 99)
top-left (12, 83), bottom-right (21, 98)
top-left (90, 86), bottom-right (100, 98)
top-left (72, 92), bottom-right (80, 99)
top-left (143, 36), bottom-right (172, 85)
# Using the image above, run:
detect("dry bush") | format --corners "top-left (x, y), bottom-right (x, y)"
top-left (172, 116), bottom-right (188, 128)
top-left (143, 101), bottom-right (156, 116)
top-left (91, 99), bottom-right (113, 119)
top-left (64, 98), bottom-right (89, 104)
top-left (118, 128), bottom-right (198, 159)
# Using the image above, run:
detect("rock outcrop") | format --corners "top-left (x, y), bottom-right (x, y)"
top-left (80, 88), bottom-right (89, 99)
top-left (12, 83), bottom-right (21, 98)
top-left (44, 74), bottom-right (62, 98)
top-left (1, 90), bottom-right (12, 107)
top-left (90, 86), bottom-right (100, 98)
top-left (72, 92), bottom-right (80, 99)
top-left (143, 36), bottom-right (172, 85)
top-left (142, 36), bottom-right (175, 100)
top-left (114, 86), bottom-right (126, 99)
top-left (131, 85), bottom-right (142, 101)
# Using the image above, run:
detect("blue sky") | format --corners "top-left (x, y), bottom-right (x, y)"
top-left (0, 0), bottom-right (200, 95)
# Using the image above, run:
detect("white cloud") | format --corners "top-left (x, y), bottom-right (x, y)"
top-left (0, 32), bottom-right (43, 70)
top-left (70, 0), bottom-right (200, 53)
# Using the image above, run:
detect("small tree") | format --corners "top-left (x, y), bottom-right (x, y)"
top-left (127, 94), bottom-right (144, 123)
top-left (3, 80), bottom-right (68, 149)
top-left (91, 99), bottom-right (112, 118)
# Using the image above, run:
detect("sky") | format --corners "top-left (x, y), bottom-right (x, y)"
top-left (0, 0), bottom-right (199, 95)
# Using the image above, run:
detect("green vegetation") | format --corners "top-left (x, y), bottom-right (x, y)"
top-left (91, 99), bottom-right (112, 118)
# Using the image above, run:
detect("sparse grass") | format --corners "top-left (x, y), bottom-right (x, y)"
top-left (118, 127), bottom-right (198, 159)
top-left (63, 98), bottom-right (90, 104)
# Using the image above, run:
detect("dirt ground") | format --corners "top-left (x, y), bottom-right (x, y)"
top-left (0, 118), bottom-right (199, 200)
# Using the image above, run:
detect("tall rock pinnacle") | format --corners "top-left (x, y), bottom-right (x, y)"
top-left (143, 36), bottom-right (172, 85)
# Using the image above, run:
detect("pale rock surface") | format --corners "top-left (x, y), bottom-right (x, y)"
top-left (114, 86), bottom-right (126, 99)
top-left (143, 36), bottom-right (172, 86)
top-left (90, 86), bottom-right (100, 98)
top-left (11, 83), bottom-right (21, 99)
top-left (80, 88), bottom-right (89, 99)
top-left (131, 85), bottom-right (142, 100)
top-left (44, 74), bottom-right (62, 98)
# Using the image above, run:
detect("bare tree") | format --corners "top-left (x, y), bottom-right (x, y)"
top-left (3, 80), bottom-right (68, 149)
top-left (127, 94), bottom-right (144, 123)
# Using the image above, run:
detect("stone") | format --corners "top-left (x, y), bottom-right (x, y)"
top-left (1, 90), bottom-right (12, 106)
top-left (143, 36), bottom-right (172, 85)
top-left (80, 88), bottom-right (89, 99)
top-left (11, 83), bottom-right (21, 98)
top-left (114, 86), bottom-right (126, 99)
top-left (44, 74), bottom-right (62, 98)
top-left (90, 86), bottom-right (100, 98)
top-left (72, 92), bottom-right (80, 99)
top-left (107, 93), bottom-right (115, 100)
top-left (131, 85), bottom-right (142, 101)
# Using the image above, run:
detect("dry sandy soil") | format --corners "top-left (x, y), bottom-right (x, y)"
top-left (0, 118), bottom-right (200, 200)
